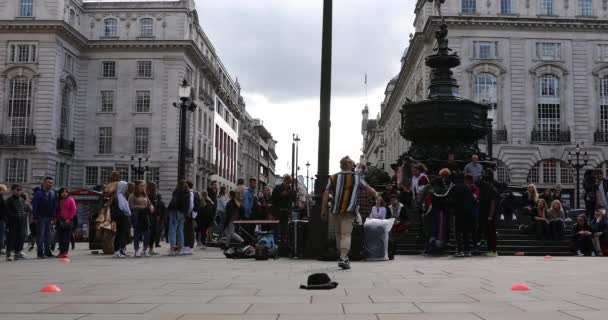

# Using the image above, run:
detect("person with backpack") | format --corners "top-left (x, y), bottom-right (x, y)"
top-left (112, 181), bottom-right (132, 258)
top-left (5, 184), bottom-right (28, 261)
top-left (168, 180), bottom-right (193, 256)
top-left (224, 191), bottom-right (244, 247)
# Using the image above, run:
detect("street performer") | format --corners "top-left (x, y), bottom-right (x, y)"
top-left (322, 156), bottom-right (378, 270)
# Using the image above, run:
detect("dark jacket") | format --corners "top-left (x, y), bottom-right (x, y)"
top-left (32, 188), bottom-right (57, 218)
top-left (5, 195), bottom-right (27, 219)
top-left (0, 195), bottom-right (6, 222)
top-left (225, 199), bottom-right (240, 222)
top-left (449, 183), bottom-right (474, 220)
top-left (207, 187), bottom-right (218, 212)
top-left (271, 184), bottom-right (296, 212)
top-left (591, 218), bottom-right (607, 233)
top-left (169, 190), bottom-right (190, 213)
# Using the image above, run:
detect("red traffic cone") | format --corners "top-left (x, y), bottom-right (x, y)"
top-left (59, 258), bottom-right (71, 263)
top-left (511, 283), bottom-right (530, 291)
top-left (514, 252), bottom-right (525, 256)
top-left (544, 255), bottom-right (552, 260)
top-left (40, 285), bottom-right (62, 293)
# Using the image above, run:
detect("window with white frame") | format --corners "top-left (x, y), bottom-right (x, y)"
top-left (60, 84), bottom-right (72, 138)
top-left (115, 165), bottom-right (129, 181)
top-left (98, 127), bottom-right (112, 154)
top-left (500, 0), bottom-right (514, 14)
top-left (540, 0), bottom-right (554, 15)
top-left (527, 160), bottom-right (573, 185)
top-left (100, 90), bottom-right (114, 112)
top-left (474, 73), bottom-right (498, 129)
top-left (18, 0), bottom-right (33, 17)
top-left (9, 43), bottom-right (37, 63)
top-left (600, 77), bottom-right (608, 132)
top-left (104, 18), bottom-right (118, 37)
top-left (139, 18), bottom-right (153, 37)
top-left (543, 159), bottom-right (557, 184)
top-left (69, 9), bottom-right (75, 25)
top-left (85, 166), bottom-right (98, 185)
top-left (8, 77), bottom-right (33, 136)
top-left (538, 43), bottom-right (561, 60)
top-left (135, 127), bottom-right (149, 154)
top-left (496, 161), bottom-right (511, 183)
top-left (135, 91), bottom-right (151, 112)
top-left (64, 53), bottom-right (74, 73)
top-left (461, 0), bottom-right (476, 13)
top-left (475, 41), bottom-right (497, 59)
top-left (101, 61), bottom-right (116, 78)
top-left (579, 0), bottom-right (593, 16)
top-left (5, 159), bottom-right (28, 183)
top-left (537, 75), bottom-right (560, 132)
top-left (148, 167), bottom-right (160, 187)
top-left (99, 167), bottom-right (114, 184)
top-left (137, 61), bottom-right (152, 78)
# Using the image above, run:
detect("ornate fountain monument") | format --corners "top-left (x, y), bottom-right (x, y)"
top-left (399, 0), bottom-right (490, 175)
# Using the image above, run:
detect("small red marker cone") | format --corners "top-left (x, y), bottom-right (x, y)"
top-left (59, 258), bottom-right (71, 263)
top-left (40, 285), bottom-right (62, 293)
top-left (514, 252), bottom-right (525, 256)
top-left (511, 283), bottom-right (530, 291)
top-left (544, 255), bottom-right (552, 260)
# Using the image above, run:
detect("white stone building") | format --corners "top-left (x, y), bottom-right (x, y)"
top-left (363, 0), bottom-right (608, 208)
top-left (238, 111), bottom-right (278, 191)
top-left (0, 0), bottom-right (246, 195)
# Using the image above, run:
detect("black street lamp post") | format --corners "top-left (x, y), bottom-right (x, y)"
top-left (131, 156), bottom-right (149, 178)
top-left (174, 79), bottom-right (198, 182)
top-left (568, 144), bottom-right (589, 209)
top-left (306, 161), bottom-right (310, 192)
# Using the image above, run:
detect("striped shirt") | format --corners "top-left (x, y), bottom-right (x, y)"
top-left (326, 171), bottom-right (369, 215)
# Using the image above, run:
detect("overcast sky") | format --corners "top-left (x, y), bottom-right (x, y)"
top-left (196, 0), bottom-right (416, 179)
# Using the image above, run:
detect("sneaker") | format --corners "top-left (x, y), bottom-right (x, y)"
top-left (453, 252), bottom-right (465, 258)
top-left (485, 252), bottom-right (498, 257)
top-left (577, 250), bottom-right (585, 257)
top-left (592, 251), bottom-right (597, 257)
top-left (0, 249), bottom-right (5, 255)
top-left (143, 251), bottom-right (150, 257)
top-left (464, 252), bottom-right (472, 257)
top-left (15, 252), bottom-right (26, 260)
top-left (338, 257), bottom-right (351, 270)
top-left (120, 250), bottom-right (130, 257)
top-left (28, 245), bottom-right (35, 252)
top-left (37, 253), bottom-right (45, 259)
top-left (155, 244), bottom-right (161, 248)
top-left (6, 255), bottom-right (13, 261)
top-left (134, 250), bottom-right (142, 258)
top-left (149, 249), bottom-right (159, 256)
top-left (45, 252), bottom-right (54, 258)
top-left (200, 245), bottom-right (207, 250)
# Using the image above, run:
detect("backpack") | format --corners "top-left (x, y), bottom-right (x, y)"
top-left (170, 190), bottom-right (190, 213)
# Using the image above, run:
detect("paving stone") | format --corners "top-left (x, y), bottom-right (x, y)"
top-left (41, 303), bottom-right (159, 314)
top-left (565, 300), bottom-right (608, 310)
top-left (211, 295), bottom-right (310, 304)
top-left (312, 295), bottom-right (372, 303)
top-left (562, 310), bottom-right (608, 320)
top-left (247, 303), bottom-right (344, 314)
top-left (78, 314), bottom-right (182, 320)
top-left (473, 311), bottom-right (580, 320)
top-left (509, 300), bottom-right (594, 311)
top-left (370, 294), bottom-right (475, 303)
top-left (0, 304), bottom-right (59, 313)
top-left (178, 316), bottom-right (277, 320)
top-left (344, 303), bottom-right (420, 314)
top-left (279, 316), bottom-right (377, 320)
top-left (377, 314), bottom-right (481, 320)
top-left (155, 303), bottom-right (250, 314)
top-left (415, 302), bottom-right (523, 313)
top-left (0, 315), bottom-right (85, 320)
top-left (117, 296), bottom-right (216, 304)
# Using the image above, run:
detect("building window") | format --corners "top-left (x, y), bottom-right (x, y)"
top-left (137, 61), bottom-right (152, 78)
top-left (60, 84), bottom-right (72, 138)
top-left (5, 159), bottom-right (28, 183)
top-left (537, 74), bottom-right (560, 132)
top-left (85, 166), bottom-right (98, 185)
top-left (9, 43), bottom-right (36, 63)
top-left (599, 45), bottom-right (608, 62)
top-left (64, 53), bottom-right (74, 73)
top-left (540, 0), bottom-right (554, 15)
top-left (474, 73), bottom-right (498, 129)
top-left (100, 91), bottom-right (114, 112)
top-left (99, 167), bottom-right (114, 185)
top-left (543, 159), bottom-right (557, 184)
top-left (475, 41), bottom-right (498, 59)
top-left (135, 127), bottom-right (149, 154)
top-left (56, 162), bottom-right (70, 187)
top-left (115, 165), bottom-right (130, 182)
top-left (135, 91), bottom-right (151, 112)
top-left (8, 77), bottom-right (33, 136)
top-left (104, 18), bottom-right (118, 37)
top-left (500, 0), bottom-right (513, 14)
top-left (600, 77), bottom-right (608, 133)
top-left (139, 18), bottom-right (153, 37)
top-left (537, 43), bottom-right (561, 60)
top-left (101, 61), bottom-right (116, 78)
top-left (461, 0), bottom-right (476, 13)
top-left (579, 0), bottom-right (593, 16)
top-left (19, 0), bottom-right (33, 17)
top-left (69, 9), bottom-right (75, 25)
top-left (148, 167), bottom-right (160, 187)
top-left (98, 127), bottom-right (112, 154)
top-left (528, 160), bottom-right (573, 186)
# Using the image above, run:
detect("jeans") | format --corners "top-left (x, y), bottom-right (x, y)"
top-left (131, 212), bottom-right (151, 252)
top-left (184, 217), bottom-right (194, 248)
top-left (149, 218), bottom-right (160, 248)
top-left (36, 217), bottom-right (53, 256)
top-left (57, 225), bottom-right (72, 254)
top-left (455, 216), bottom-right (472, 253)
top-left (6, 217), bottom-right (25, 254)
top-left (113, 214), bottom-right (130, 253)
top-left (169, 211), bottom-right (185, 248)
top-left (214, 210), bottom-right (226, 234)
top-left (0, 221), bottom-right (5, 251)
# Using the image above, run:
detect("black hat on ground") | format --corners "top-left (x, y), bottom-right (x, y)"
top-left (299, 273), bottom-right (338, 290)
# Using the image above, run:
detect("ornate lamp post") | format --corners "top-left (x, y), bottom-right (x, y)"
top-left (568, 144), bottom-right (589, 209)
top-left (173, 79), bottom-right (197, 182)
top-left (306, 160), bottom-right (311, 192)
top-left (131, 156), bottom-right (149, 179)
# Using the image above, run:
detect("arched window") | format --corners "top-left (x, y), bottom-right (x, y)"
top-left (527, 159), bottom-right (573, 186)
top-left (139, 18), bottom-right (153, 37)
top-left (60, 83), bottom-right (73, 139)
top-left (474, 73), bottom-right (498, 129)
top-left (598, 76), bottom-right (608, 142)
top-left (535, 74), bottom-right (562, 140)
top-left (496, 161), bottom-right (511, 183)
top-left (7, 77), bottom-right (33, 137)
top-left (104, 18), bottom-right (117, 37)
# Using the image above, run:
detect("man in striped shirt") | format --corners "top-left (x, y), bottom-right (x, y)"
top-left (322, 156), bottom-right (378, 269)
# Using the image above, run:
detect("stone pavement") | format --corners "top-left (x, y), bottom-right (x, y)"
top-left (1, 244), bottom-right (607, 320)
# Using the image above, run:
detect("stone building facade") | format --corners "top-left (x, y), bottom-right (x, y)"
top-left (363, 0), bottom-right (608, 208)
top-left (0, 0), bottom-right (246, 195)
top-left (239, 111), bottom-right (278, 191)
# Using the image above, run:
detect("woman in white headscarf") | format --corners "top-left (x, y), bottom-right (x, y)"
top-left (112, 181), bottom-right (132, 258)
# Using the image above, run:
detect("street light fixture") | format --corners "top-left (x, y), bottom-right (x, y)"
top-left (567, 143), bottom-right (589, 209)
top-left (131, 156), bottom-right (149, 179)
top-left (306, 161), bottom-right (311, 192)
top-left (173, 79), bottom-right (198, 182)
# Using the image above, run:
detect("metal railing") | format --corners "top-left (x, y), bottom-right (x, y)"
top-left (0, 133), bottom-right (36, 147)
top-left (594, 131), bottom-right (608, 144)
top-left (531, 129), bottom-right (571, 144)
top-left (56, 137), bottom-right (75, 154)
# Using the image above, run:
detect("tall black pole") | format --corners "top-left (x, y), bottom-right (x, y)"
top-left (315, 0), bottom-right (332, 196)
top-left (295, 138), bottom-right (299, 181)
top-left (178, 105), bottom-right (187, 181)
top-left (576, 152), bottom-right (580, 209)
top-left (291, 135), bottom-right (296, 188)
